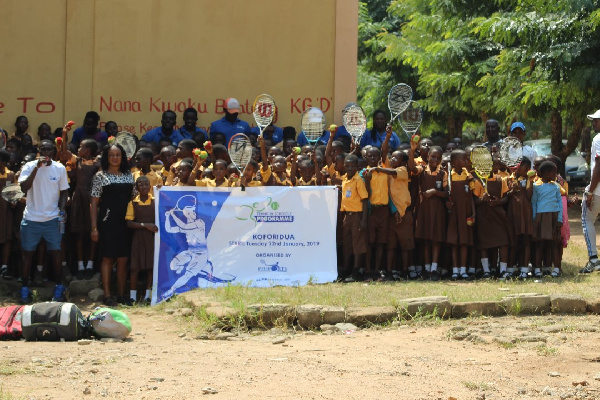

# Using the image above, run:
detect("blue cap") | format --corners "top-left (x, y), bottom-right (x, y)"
top-left (510, 122), bottom-right (525, 132)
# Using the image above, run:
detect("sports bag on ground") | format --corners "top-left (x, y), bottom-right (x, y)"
top-left (89, 307), bottom-right (132, 339)
top-left (22, 302), bottom-right (90, 341)
top-left (0, 305), bottom-right (24, 340)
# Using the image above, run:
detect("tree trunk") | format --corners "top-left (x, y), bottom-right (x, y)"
top-left (446, 114), bottom-right (467, 140)
top-left (550, 109), bottom-right (584, 164)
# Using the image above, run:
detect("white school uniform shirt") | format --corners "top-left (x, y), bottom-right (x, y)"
top-left (18, 160), bottom-right (69, 222)
top-left (587, 132), bottom-right (600, 196)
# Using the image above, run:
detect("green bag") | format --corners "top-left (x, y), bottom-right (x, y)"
top-left (89, 307), bottom-right (132, 339)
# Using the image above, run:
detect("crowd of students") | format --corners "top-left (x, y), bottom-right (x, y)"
top-left (0, 103), bottom-right (573, 306)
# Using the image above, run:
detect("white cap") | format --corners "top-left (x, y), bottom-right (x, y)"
top-left (224, 98), bottom-right (240, 113)
top-left (587, 109), bottom-right (600, 120)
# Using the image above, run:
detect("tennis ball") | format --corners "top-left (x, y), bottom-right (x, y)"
top-left (466, 217), bottom-right (474, 226)
top-left (329, 124), bottom-right (337, 132)
top-left (199, 151), bottom-right (208, 159)
top-left (527, 170), bottom-right (536, 177)
top-left (55, 137), bottom-right (62, 146)
top-left (203, 141), bottom-right (213, 151)
top-left (412, 134), bottom-right (420, 143)
top-left (66, 120), bottom-right (75, 128)
top-left (107, 136), bottom-right (116, 144)
top-left (293, 147), bottom-right (301, 155)
top-left (193, 148), bottom-right (201, 156)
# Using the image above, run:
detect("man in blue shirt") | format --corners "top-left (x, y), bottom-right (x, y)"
top-left (70, 111), bottom-right (108, 149)
top-left (179, 108), bottom-right (208, 144)
top-left (142, 110), bottom-right (184, 145)
top-left (209, 98), bottom-right (251, 144)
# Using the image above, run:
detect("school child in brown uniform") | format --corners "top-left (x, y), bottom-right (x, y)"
top-left (125, 176), bottom-right (158, 303)
top-left (362, 146), bottom-right (389, 281)
top-left (259, 136), bottom-right (292, 186)
top-left (291, 151), bottom-right (322, 186)
top-left (446, 150), bottom-right (477, 280)
top-left (0, 149), bottom-right (15, 277)
top-left (60, 125), bottom-right (100, 279)
top-left (412, 146), bottom-right (448, 279)
top-left (506, 157), bottom-right (534, 279)
top-left (370, 128), bottom-right (416, 280)
top-left (473, 162), bottom-right (511, 280)
top-left (340, 154), bottom-right (368, 282)
top-left (133, 147), bottom-right (163, 195)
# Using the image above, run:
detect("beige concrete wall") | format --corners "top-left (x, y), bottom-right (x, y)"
top-left (0, 0), bottom-right (357, 137)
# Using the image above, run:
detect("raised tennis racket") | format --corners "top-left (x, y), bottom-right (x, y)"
top-left (301, 107), bottom-right (325, 145)
top-left (253, 94), bottom-right (276, 137)
top-left (499, 136), bottom-right (523, 171)
top-left (228, 133), bottom-right (253, 176)
top-left (399, 101), bottom-right (423, 141)
top-left (342, 104), bottom-right (367, 145)
top-left (114, 132), bottom-right (137, 159)
top-left (388, 84), bottom-right (413, 127)
top-left (470, 146), bottom-right (493, 194)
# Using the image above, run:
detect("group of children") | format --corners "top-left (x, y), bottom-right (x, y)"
top-left (0, 115), bottom-right (572, 304)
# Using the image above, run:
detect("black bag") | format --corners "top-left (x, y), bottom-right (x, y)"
top-left (22, 302), bottom-right (90, 341)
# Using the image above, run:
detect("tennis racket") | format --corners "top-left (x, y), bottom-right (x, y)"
top-left (388, 84), bottom-right (413, 127)
top-left (342, 104), bottom-right (367, 145)
top-left (301, 107), bottom-right (325, 145)
top-left (399, 101), bottom-right (423, 141)
top-left (228, 133), bottom-right (253, 176)
top-left (0, 128), bottom-right (6, 149)
top-left (253, 94), bottom-right (276, 137)
top-left (470, 146), bottom-right (493, 194)
top-left (114, 132), bottom-right (137, 159)
top-left (1, 183), bottom-right (24, 203)
top-left (499, 136), bottom-right (523, 171)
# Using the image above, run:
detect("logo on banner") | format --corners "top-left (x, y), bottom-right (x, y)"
top-left (237, 196), bottom-right (294, 224)
top-left (258, 259), bottom-right (287, 272)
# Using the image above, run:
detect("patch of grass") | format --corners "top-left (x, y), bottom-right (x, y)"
top-left (0, 364), bottom-right (25, 376)
top-left (0, 386), bottom-right (24, 400)
top-left (536, 344), bottom-right (559, 356)
top-left (462, 381), bottom-right (491, 391)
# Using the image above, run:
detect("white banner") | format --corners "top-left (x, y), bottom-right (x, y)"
top-left (152, 186), bottom-right (338, 305)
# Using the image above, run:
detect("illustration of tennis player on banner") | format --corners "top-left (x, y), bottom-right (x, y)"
top-left (162, 194), bottom-right (235, 299)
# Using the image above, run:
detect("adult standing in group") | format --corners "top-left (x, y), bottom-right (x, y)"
top-left (11, 116), bottom-right (36, 145)
top-left (90, 143), bottom-right (135, 306)
top-left (483, 119), bottom-right (502, 149)
top-left (581, 110), bottom-right (600, 273)
top-left (178, 108), bottom-right (208, 144)
top-left (142, 110), bottom-right (184, 146)
top-left (360, 110), bottom-right (401, 150)
top-left (70, 111), bottom-right (108, 149)
top-left (17, 140), bottom-right (69, 304)
top-left (509, 122), bottom-right (537, 168)
top-left (209, 98), bottom-right (251, 144)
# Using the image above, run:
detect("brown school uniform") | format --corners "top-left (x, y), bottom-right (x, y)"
top-left (125, 195), bottom-right (155, 271)
top-left (195, 178), bottom-right (231, 187)
top-left (0, 170), bottom-right (15, 243)
top-left (414, 165), bottom-right (447, 243)
top-left (340, 173), bottom-right (368, 255)
top-left (383, 159), bottom-right (414, 250)
top-left (261, 166), bottom-right (292, 186)
top-left (366, 169), bottom-right (389, 244)
top-left (70, 158), bottom-right (99, 233)
top-left (506, 174), bottom-right (533, 238)
top-left (296, 177), bottom-right (317, 186)
top-left (446, 168), bottom-right (474, 246)
top-left (474, 175), bottom-right (511, 249)
top-left (532, 181), bottom-right (562, 242)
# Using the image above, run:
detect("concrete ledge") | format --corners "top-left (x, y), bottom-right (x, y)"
top-left (550, 294), bottom-right (587, 314)
top-left (398, 296), bottom-right (451, 319)
top-left (586, 298), bottom-right (600, 314)
top-left (246, 303), bottom-right (294, 327)
top-left (346, 306), bottom-right (397, 326)
top-left (296, 304), bottom-right (345, 328)
top-left (452, 301), bottom-right (505, 318)
top-left (69, 279), bottom-right (100, 296)
top-left (501, 293), bottom-right (551, 315)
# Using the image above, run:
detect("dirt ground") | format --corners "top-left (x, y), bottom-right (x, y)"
top-left (2, 206), bottom-right (600, 400)
top-left (3, 312), bottom-right (600, 400)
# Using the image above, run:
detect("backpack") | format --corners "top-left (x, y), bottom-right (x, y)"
top-left (22, 302), bottom-right (90, 341)
top-left (89, 307), bottom-right (132, 339)
top-left (0, 305), bottom-right (24, 340)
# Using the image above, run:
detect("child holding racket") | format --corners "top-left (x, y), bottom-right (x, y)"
top-left (506, 157), bottom-right (534, 279)
top-left (473, 157), bottom-right (511, 280)
top-left (234, 160), bottom-right (262, 188)
top-left (532, 161), bottom-right (563, 278)
top-left (362, 146), bottom-right (389, 281)
top-left (125, 175), bottom-right (158, 304)
top-left (445, 150), bottom-right (477, 280)
top-left (412, 146), bottom-right (447, 280)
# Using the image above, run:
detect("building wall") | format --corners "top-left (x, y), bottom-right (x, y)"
top-left (0, 0), bottom-right (357, 137)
